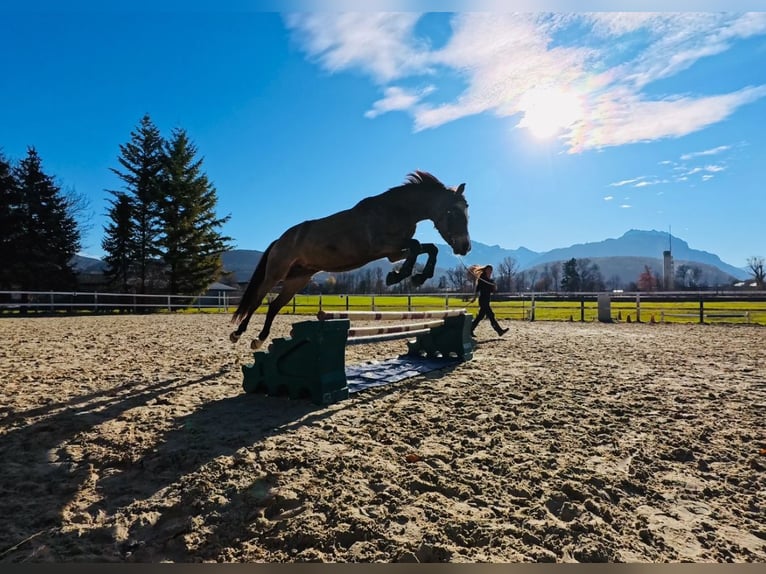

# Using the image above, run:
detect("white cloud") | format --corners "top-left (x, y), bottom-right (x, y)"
top-left (680, 145), bottom-right (731, 160)
top-left (365, 85), bottom-right (435, 119)
top-left (603, 195), bottom-right (613, 201)
top-left (620, 204), bottom-right (632, 209)
top-left (565, 85), bottom-right (766, 153)
top-left (610, 176), bottom-right (645, 187)
top-left (284, 13), bottom-right (429, 84)
top-left (634, 180), bottom-right (665, 188)
top-left (286, 12), bottom-right (766, 152)
top-left (683, 164), bottom-right (726, 176)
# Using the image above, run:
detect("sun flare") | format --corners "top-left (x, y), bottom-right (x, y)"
top-left (518, 87), bottom-right (584, 140)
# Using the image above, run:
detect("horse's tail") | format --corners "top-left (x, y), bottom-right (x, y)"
top-left (231, 240), bottom-right (275, 325)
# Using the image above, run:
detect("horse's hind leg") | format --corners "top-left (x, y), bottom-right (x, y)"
top-left (386, 239), bottom-right (422, 285)
top-left (230, 287), bottom-right (270, 342)
top-left (251, 275), bottom-right (312, 349)
top-left (230, 307), bottom-right (258, 342)
top-left (411, 243), bottom-right (438, 286)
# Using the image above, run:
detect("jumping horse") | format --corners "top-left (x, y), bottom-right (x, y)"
top-left (230, 171), bottom-right (471, 349)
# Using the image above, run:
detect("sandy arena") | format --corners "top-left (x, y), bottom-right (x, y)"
top-left (0, 313), bottom-right (764, 562)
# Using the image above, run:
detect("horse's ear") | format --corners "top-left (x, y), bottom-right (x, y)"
top-left (456, 183), bottom-right (466, 194)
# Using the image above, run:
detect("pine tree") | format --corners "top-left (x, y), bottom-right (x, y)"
top-left (108, 114), bottom-right (164, 293)
top-left (561, 257), bottom-right (580, 292)
top-left (11, 147), bottom-right (80, 289)
top-left (101, 192), bottom-right (136, 292)
top-left (159, 128), bottom-right (231, 295)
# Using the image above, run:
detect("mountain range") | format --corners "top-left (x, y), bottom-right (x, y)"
top-left (73, 229), bottom-right (751, 286)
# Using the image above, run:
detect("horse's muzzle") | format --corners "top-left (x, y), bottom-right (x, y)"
top-left (451, 237), bottom-right (471, 256)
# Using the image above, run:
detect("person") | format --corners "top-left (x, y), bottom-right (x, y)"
top-left (468, 264), bottom-right (509, 337)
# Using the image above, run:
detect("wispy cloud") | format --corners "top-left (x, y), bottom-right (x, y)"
top-left (609, 176), bottom-right (645, 187)
top-left (365, 85), bottom-right (435, 119)
top-left (284, 13), bottom-right (429, 84)
top-left (634, 179), bottom-right (667, 188)
top-left (680, 145), bottom-right (731, 160)
top-left (682, 164), bottom-right (726, 176)
top-left (603, 195), bottom-right (614, 201)
top-left (286, 12), bottom-right (766, 153)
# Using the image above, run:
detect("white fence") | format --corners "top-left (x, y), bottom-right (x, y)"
top-left (1, 290), bottom-right (765, 325)
top-left (0, 290), bottom-right (236, 313)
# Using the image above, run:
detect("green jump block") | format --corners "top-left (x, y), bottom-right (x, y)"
top-left (241, 313), bottom-right (473, 405)
top-left (406, 313), bottom-right (473, 361)
top-left (242, 319), bottom-right (350, 405)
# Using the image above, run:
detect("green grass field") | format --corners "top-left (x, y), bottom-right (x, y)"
top-left (7, 291), bottom-right (763, 326)
top-left (228, 294), bottom-right (766, 326)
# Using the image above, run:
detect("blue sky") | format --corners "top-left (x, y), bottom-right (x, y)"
top-left (2, 2), bottom-right (765, 269)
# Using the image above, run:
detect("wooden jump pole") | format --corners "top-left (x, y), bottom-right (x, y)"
top-left (317, 308), bottom-right (466, 321)
top-left (347, 319), bottom-right (446, 338)
top-left (347, 328), bottom-right (433, 345)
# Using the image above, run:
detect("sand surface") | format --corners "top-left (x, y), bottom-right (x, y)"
top-left (0, 313), bottom-right (764, 563)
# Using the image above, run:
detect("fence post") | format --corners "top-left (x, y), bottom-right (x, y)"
top-left (408, 295), bottom-right (412, 311)
top-left (167, 295), bottom-right (171, 312)
top-left (636, 293), bottom-right (641, 323)
top-left (580, 296), bottom-right (585, 322)
top-left (372, 294), bottom-right (375, 311)
top-left (699, 299), bottom-right (704, 324)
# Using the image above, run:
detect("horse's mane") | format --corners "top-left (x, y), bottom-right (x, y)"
top-left (403, 170), bottom-right (446, 190)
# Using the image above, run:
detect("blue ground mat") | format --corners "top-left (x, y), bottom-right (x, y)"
top-left (346, 356), bottom-right (460, 393)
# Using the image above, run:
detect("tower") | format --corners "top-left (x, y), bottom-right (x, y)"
top-left (663, 227), bottom-right (674, 290)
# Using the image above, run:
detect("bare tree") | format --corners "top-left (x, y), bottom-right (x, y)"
top-left (550, 261), bottom-right (561, 291)
top-left (496, 256), bottom-right (518, 291)
top-left (747, 256), bottom-right (765, 288)
top-left (445, 264), bottom-right (472, 292)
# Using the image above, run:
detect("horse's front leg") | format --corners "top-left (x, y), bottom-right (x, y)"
top-left (386, 239), bottom-right (421, 285)
top-left (410, 243), bottom-right (438, 286)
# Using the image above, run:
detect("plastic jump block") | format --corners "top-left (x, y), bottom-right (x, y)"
top-left (241, 312), bottom-right (474, 405)
top-left (242, 318), bottom-right (350, 405)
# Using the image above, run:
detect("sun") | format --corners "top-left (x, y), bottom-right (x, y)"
top-left (517, 86), bottom-right (584, 140)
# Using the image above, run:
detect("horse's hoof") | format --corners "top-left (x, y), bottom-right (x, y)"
top-left (251, 339), bottom-right (264, 350)
top-left (229, 332), bottom-right (240, 343)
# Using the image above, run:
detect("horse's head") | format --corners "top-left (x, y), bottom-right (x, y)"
top-left (434, 183), bottom-right (471, 256)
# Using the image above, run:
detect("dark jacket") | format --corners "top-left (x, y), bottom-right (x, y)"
top-left (475, 276), bottom-right (496, 307)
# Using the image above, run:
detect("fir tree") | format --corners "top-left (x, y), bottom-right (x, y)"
top-left (561, 257), bottom-right (581, 292)
top-left (108, 114), bottom-right (164, 293)
top-left (101, 192), bottom-right (136, 292)
top-left (0, 152), bottom-right (23, 289)
top-left (159, 128), bottom-right (232, 295)
top-left (12, 147), bottom-right (80, 289)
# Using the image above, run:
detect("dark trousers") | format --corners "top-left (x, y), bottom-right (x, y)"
top-left (472, 304), bottom-right (503, 334)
